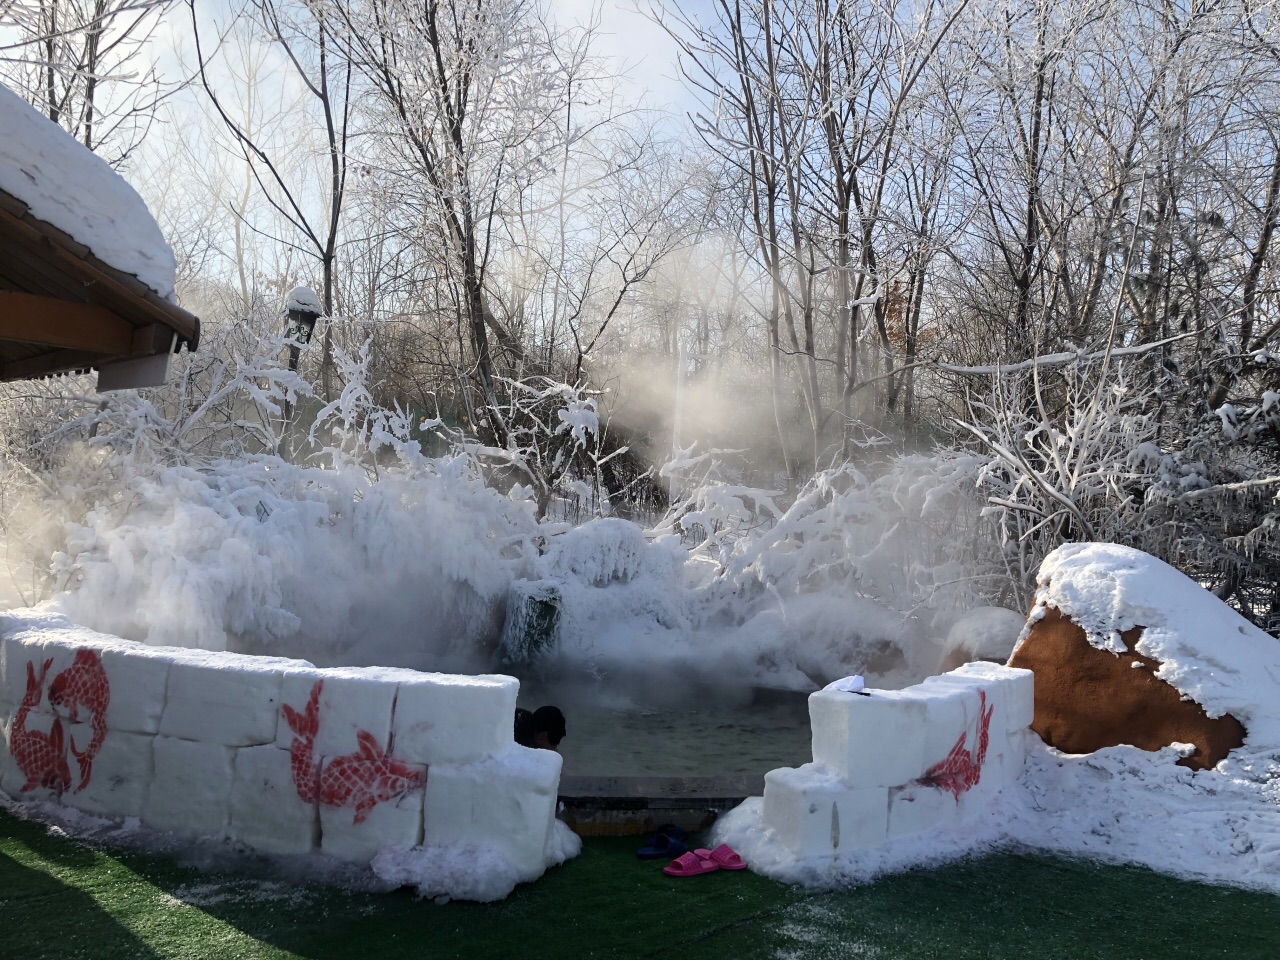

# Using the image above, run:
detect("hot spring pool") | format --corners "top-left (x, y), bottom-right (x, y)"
top-left (517, 685), bottom-right (814, 778)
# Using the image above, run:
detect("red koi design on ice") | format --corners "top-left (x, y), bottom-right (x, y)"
top-left (48, 648), bottom-right (110, 791)
top-left (282, 680), bottom-right (426, 824)
top-left (319, 731), bottom-right (427, 824)
top-left (281, 678), bottom-right (323, 803)
top-left (919, 689), bottom-right (994, 801)
top-left (9, 658), bottom-right (72, 796)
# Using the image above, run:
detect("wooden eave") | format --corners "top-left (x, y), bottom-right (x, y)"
top-left (0, 187), bottom-right (199, 383)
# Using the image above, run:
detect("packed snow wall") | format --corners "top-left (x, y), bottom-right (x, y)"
top-left (0, 610), bottom-right (562, 883)
top-left (760, 663), bottom-right (1034, 857)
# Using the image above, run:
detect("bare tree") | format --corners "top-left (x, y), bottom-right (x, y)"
top-left (0, 0), bottom-right (176, 163)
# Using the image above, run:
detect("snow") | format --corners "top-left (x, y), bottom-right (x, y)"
top-left (0, 82), bottom-right (177, 300)
top-left (285, 286), bottom-right (323, 315)
top-left (941, 606), bottom-right (1024, 662)
top-left (716, 737), bottom-right (1280, 894)
top-left (715, 542), bottom-right (1280, 895)
top-left (49, 457), bottom-right (532, 671)
top-left (370, 820), bottom-right (580, 903)
top-left (1025, 542), bottom-right (1280, 749)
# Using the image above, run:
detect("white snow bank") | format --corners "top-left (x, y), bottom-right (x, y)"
top-left (715, 739), bottom-right (1280, 894)
top-left (0, 83), bottom-right (177, 300)
top-left (717, 542), bottom-right (1280, 895)
top-left (370, 820), bottom-right (581, 902)
top-left (1024, 542), bottom-right (1280, 750)
top-left (51, 456), bottom-right (535, 670)
top-left (942, 606), bottom-right (1024, 662)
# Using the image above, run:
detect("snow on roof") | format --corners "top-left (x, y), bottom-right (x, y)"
top-left (1026, 542), bottom-right (1280, 749)
top-left (0, 82), bottom-right (176, 300)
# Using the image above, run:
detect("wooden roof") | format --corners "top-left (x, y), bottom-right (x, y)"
top-left (0, 187), bottom-right (199, 385)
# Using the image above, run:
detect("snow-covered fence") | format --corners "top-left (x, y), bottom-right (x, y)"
top-left (0, 611), bottom-right (560, 881)
top-left (761, 664), bottom-right (1034, 856)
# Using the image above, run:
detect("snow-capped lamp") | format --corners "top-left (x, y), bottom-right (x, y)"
top-left (285, 285), bottom-right (323, 345)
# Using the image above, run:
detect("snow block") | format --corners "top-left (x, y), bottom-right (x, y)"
top-left (938, 661), bottom-right (1035, 735)
top-left (912, 677), bottom-right (993, 773)
top-left (762, 763), bottom-right (888, 857)
top-left (1003, 666), bottom-right (1035, 732)
top-left (318, 759), bottom-right (426, 863)
top-left (0, 637), bottom-right (10, 713)
top-left (391, 671), bottom-right (518, 765)
top-left (229, 745), bottom-right (318, 857)
top-left (887, 782), bottom-right (960, 840)
top-left (97, 645), bottom-right (172, 735)
top-left (423, 746), bottom-right (561, 880)
top-left (0, 708), bottom-right (72, 800)
top-left (275, 668), bottom-right (396, 758)
top-left (0, 716), bottom-right (12, 799)
top-left (143, 736), bottom-right (233, 838)
top-left (160, 652), bottom-right (292, 746)
top-left (958, 750), bottom-right (1008, 821)
top-left (61, 726), bottom-right (153, 819)
top-left (1, 635), bottom-right (50, 710)
top-left (808, 688), bottom-right (928, 786)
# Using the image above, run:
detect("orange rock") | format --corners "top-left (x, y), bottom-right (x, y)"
top-left (1009, 606), bottom-right (1246, 770)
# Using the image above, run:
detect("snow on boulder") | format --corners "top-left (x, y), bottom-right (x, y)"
top-left (0, 82), bottom-right (176, 299)
top-left (1009, 543), bottom-right (1276, 768)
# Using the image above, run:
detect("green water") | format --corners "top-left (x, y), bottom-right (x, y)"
top-left (517, 687), bottom-right (815, 777)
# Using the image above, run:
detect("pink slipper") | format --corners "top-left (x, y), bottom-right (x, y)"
top-left (694, 844), bottom-right (747, 870)
top-left (663, 851), bottom-right (719, 876)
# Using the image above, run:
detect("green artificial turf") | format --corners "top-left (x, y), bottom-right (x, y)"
top-left (1, 809), bottom-right (1277, 960)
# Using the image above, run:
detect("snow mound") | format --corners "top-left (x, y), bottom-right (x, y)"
top-left (1024, 542), bottom-right (1280, 750)
top-left (943, 606), bottom-right (1025, 661)
top-left (370, 820), bottom-right (580, 902)
top-left (538, 517), bottom-right (649, 586)
top-left (713, 739), bottom-right (1280, 894)
top-left (0, 82), bottom-right (177, 300)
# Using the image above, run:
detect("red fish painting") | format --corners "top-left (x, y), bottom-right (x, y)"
top-left (919, 689), bottom-right (994, 801)
top-left (48, 648), bottom-right (110, 791)
top-left (281, 679), bottom-right (323, 804)
top-left (9, 658), bottom-right (72, 796)
top-left (282, 680), bottom-right (426, 824)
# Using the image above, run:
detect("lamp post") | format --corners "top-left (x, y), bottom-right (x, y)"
top-left (282, 286), bottom-right (323, 457)
top-left (285, 285), bottom-right (322, 370)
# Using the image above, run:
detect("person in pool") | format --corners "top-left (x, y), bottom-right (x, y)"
top-left (514, 705), bottom-right (566, 751)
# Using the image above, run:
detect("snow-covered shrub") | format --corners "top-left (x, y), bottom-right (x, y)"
top-left (956, 348), bottom-right (1280, 627)
top-left (428, 377), bottom-right (632, 522)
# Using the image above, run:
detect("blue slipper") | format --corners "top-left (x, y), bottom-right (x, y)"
top-left (655, 823), bottom-right (688, 842)
top-left (636, 832), bottom-right (688, 859)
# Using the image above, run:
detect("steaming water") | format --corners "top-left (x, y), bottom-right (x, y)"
top-left (518, 684), bottom-right (813, 778)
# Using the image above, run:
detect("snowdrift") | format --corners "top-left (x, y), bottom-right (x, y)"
top-left (714, 543), bottom-right (1280, 894)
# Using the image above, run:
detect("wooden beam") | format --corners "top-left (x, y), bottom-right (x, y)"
top-left (0, 348), bottom-right (104, 382)
top-left (0, 192), bottom-right (200, 349)
top-left (0, 290), bottom-right (133, 354)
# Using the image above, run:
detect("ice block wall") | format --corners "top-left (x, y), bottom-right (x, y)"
top-left (762, 663), bottom-right (1034, 858)
top-left (0, 611), bottom-right (560, 882)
